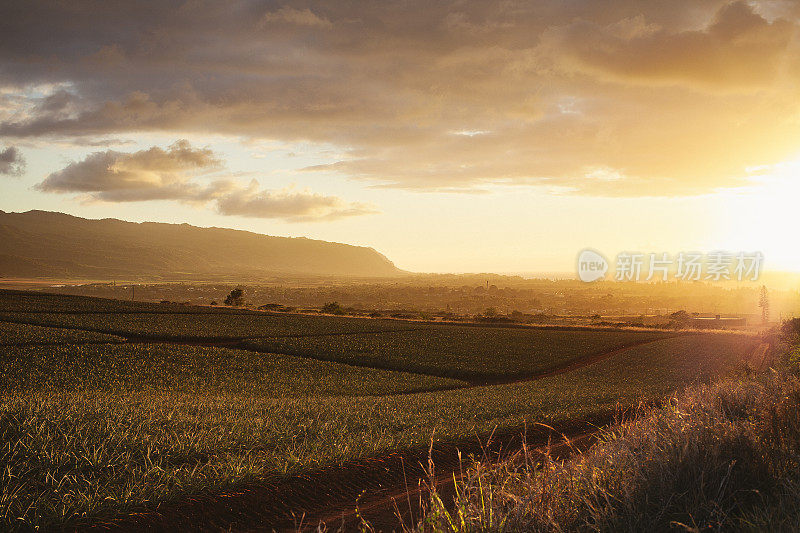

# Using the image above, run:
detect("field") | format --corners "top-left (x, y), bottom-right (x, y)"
top-left (0, 310), bottom-right (416, 340)
top-left (0, 321), bottom-right (125, 345)
top-left (0, 290), bottom-right (759, 530)
top-left (240, 327), bottom-right (668, 380)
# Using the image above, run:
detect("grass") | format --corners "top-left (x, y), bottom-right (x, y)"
top-left (0, 329), bottom-right (755, 530)
top-left (416, 367), bottom-right (800, 532)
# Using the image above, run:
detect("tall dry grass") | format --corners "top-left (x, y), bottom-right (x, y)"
top-left (414, 368), bottom-right (800, 532)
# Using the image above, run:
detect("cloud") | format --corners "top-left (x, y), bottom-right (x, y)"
top-left (546, 1), bottom-right (795, 90)
top-left (34, 140), bottom-right (374, 221)
top-left (36, 140), bottom-right (222, 201)
top-left (216, 181), bottom-right (377, 222)
top-left (2, 1), bottom-right (800, 196)
top-left (0, 145), bottom-right (25, 175)
top-left (260, 6), bottom-right (332, 28)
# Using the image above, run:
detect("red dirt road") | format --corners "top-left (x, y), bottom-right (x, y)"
top-left (87, 414), bottom-right (617, 533)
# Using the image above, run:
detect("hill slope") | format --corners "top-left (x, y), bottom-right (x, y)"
top-left (0, 210), bottom-right (401, 279)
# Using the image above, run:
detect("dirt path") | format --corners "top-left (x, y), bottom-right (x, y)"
top-left (88, 413), bottom-right (616, 533)
top-left (748, 343), bottom-right (772, 371)
top-left (308, 430), bottom-right (601, 532)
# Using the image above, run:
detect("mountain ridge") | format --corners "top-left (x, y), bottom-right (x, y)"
top-left (0, 210), bottom-right (402, 279)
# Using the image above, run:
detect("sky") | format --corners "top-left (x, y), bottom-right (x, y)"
top-left (1, 0), bottom-right (799, 273)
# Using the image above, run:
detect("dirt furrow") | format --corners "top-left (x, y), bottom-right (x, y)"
top-left (88, 414), bottom-right (616, 532)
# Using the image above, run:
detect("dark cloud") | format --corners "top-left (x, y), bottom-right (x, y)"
top-left (34, 140), bottom-right (374, 221)
top-left (2, 1), bottom-right (800, 196)
top-left (546, 1), bottom-right (795, 89)
top-left (0, 146), bottom-right (25, 175)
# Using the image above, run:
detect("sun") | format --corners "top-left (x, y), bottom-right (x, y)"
top-left (712, 157), bottom-right (800, 273)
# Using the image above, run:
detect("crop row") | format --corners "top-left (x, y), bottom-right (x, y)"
top-left (0, 289), bottom-right (238, 314)
top-left (242, 327), bottom-right (670, 380)
top-left (0, 332), bottom-right (756, 529)
top-left (0, 311), bottom-right (417, 339)
top-left (0, 321), bottom-right (125, 345)
top-left (0, 343), bottom-right (466, 397)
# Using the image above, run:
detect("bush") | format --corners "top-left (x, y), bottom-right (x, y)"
top-left (782, 318), bottom-right (800, 342)
top-left (223, 288), bottom-right (244, 306)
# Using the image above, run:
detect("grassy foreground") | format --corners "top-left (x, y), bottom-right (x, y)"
top-left (417, 364), bottom-right (800, 531)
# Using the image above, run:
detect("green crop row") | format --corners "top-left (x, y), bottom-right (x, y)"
top-left (0, 321), bottom-right (125, 345)
top-left (0, 311), bottom-right (417, 339)
top-left (0, 332), bottom-right (755, 529)
top-left (241, 327), bottom-right (669, 380)
top-left (0, 343), bottom-right (466, 397)
top-left (0, 289), bottom-right (239, 314)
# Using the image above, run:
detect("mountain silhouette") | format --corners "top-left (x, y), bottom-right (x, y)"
top-left (0, 210), bottom-right (401, 279)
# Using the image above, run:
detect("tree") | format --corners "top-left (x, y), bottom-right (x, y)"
top-left (224, 287), bottom-right (245, 306)
top-left (668, 310), bottom-right (691, 330)
top-left (759, 285), bottom-right (770, 324)
top-left (670, 310), bottom-right (690, 321)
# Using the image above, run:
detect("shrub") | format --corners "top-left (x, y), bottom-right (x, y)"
top-left (782, 318), bottom-right (800, 342)
top-left (223, 288), bottom-right (244, 306)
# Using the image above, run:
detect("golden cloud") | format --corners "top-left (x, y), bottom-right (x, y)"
top-left (35, 140), bottom-right (375, 221)
top-left (2, 1), bottom-right (800, 196)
